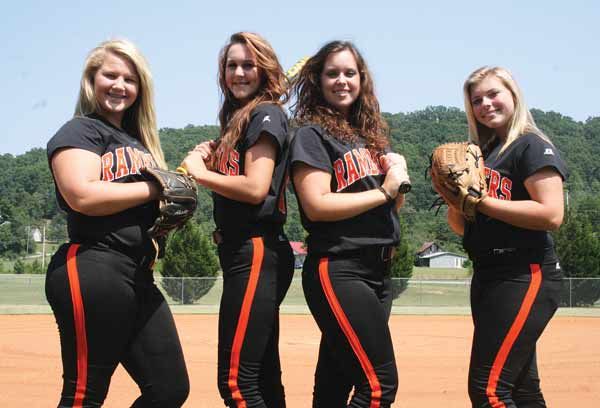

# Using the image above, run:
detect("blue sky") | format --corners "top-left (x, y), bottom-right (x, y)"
top-left (2, 0), bottom-right (598, 155)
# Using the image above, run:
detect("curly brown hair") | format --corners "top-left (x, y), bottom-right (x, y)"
top-left (292, 40), bottom-right (389, 153)
top-left (217, 32), bottom-right (289, 149)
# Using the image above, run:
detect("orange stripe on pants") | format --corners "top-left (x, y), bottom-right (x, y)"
top-left (318, 257), bottom-right (382, 408)
top-left (66, 244), bottom-right (88, 408)
top-left (486, 264), bottom-right (542, 408)
top-left (227, 237), bottom-right (264, 408)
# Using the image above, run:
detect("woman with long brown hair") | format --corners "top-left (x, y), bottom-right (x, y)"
top-left (181, 32), bottom-right (294, 407)
top-left (289, 40), bottom-right (410, 407)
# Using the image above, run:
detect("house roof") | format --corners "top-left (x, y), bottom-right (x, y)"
top-left (418, 251), bottom-right (467, 260)
top-left (417, 241), bottom-right (435, 253)
top-left (289, 241), bottom-right (307, 255)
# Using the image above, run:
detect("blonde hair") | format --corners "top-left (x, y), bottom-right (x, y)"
top-left (463, 66), bottom-right (551, 154)
top-left (217, 32), bottom-right (288, 149)
top-left (75, 39), bottom-right (166, 168)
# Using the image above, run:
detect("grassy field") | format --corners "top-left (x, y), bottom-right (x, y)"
top-left (0, 275), bottom-right (48, 304)
top-left (0, 267), bottom-right (474, 308)
top-left (2, 273), bottom-right (600, 313)
top-left (412, 266), bottom-right (472, 279)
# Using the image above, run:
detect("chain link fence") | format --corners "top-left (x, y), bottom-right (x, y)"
top-left (1, 275), bottom-right (599, 308)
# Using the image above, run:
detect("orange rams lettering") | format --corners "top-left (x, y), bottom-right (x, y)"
top-left (485, 167), bottom-right (512, 200)
top-left (100, 147), bottom-right (156, 181)
top-left (333, 149), bottom-right (382, 192)
top-left (216, 146), bottom-right (241, 176)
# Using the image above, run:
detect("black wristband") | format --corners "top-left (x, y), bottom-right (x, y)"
top-left (378, 186), bottom-right (394, 202)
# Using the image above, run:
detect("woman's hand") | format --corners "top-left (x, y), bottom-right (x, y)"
top-left (381, 152), bottom-right (410, 209)
top-left (192, 140), bottom-right (217, 161)
top-left (380, 152), bottom-right (406, 173)
top-left (382, 163), bottom-right (410, 200)
top-left (180, 150), bottom-right (208, 182)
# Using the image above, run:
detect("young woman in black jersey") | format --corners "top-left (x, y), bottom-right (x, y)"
top-left (45, 39), bottom-right (189, 407)
top-left (288, 40), bottom-right (410, 408)
top-left (434, 66), bottom-right (567, 407)
top-left (180, 32), bottom-right (294, 407)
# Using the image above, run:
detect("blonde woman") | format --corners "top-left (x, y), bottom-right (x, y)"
top-left (45, 39), bottom-right (189, 407)
top-left (435, 66), bottom-right (567, 407)
top-left (181, 32), bottom-right (293, 407)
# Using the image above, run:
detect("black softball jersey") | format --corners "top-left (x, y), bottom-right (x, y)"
top-left (46, 114), bottom-right (159, 257)
top-left (290, 124), bottom-right (400, 254)
top-left (464, 133), bottom-right (568, 261)
top-left (212, 103), bottom-right (289, 238)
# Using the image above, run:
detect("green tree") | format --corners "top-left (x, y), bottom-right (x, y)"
top-left (27, 260), bottom-right (44, 274)
top-left (13, 259), bottom-right (25, 274)
top-left (554, 209), bottom-right (600, 306)
top-left (2, 107), bottom-right (599, 266)
top-left (161, 221), bottom-right (219, 304)
top-left (390, 217), bottom-right (414, 298)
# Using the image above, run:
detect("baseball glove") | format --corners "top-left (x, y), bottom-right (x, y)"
top-left (140, 167), bottom-right (198, 238)
top-left (430, 142), bottom-right (487, 222)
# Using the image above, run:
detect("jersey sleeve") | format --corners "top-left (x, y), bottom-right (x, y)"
top-left (290, 126), bottom-right (332, 173)
top-left (244, 104), bottom-right (288, 159)
top-left (517, 133), bottom-right (568, 181)
top-left (47, 117), bottom-right (106, 161)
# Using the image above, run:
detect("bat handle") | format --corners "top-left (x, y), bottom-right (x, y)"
top-left (398, 181), bottom-right (412, 194)
top-left (176, 166), bottom-right (188, 175)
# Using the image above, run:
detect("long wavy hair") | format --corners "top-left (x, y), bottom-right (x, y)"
top-left (464, 66), bottom-right (551, 155)
top-left (292, 40), bottom-right (389, 153)
top-left (75, 39), bottom-right (166, 168)
top-left (217, 32), bottom-right (288, 149)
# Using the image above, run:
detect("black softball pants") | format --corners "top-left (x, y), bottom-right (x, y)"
top-left (216, 234), bottom-right (294, 408)
top-left (302, 250), bottom-right (398, 408)
top-left (468, 261), bottom-right (562, 407)
top-left (45, 243), bottom-right (189, 408)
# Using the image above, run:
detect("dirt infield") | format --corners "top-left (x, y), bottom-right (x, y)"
top-left (1, 314), bottom-right (598, 407)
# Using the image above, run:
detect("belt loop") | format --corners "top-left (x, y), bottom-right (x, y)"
top-left (212, 229), bottom-right (223, 245)
top-left (381, 246), bottom-right (395, 262)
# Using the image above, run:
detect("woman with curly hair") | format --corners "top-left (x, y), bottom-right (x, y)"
top-left (289, 40), bottom-right (410, 407)
top-left (181, 32), bottom-right (294, 407)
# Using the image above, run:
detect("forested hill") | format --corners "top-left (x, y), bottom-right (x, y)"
top-left (1, 106), bottom-right (599, 257)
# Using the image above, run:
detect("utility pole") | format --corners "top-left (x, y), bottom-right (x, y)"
top-left (41, 223), bottom-right (46, 271)
top-left (26, 225), bottom-right (30, 255)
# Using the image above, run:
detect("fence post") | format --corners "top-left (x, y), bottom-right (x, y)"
top-left (181, 277), bottom-right (184, 305)
top-left (569, 278), bottom-right (572, 308)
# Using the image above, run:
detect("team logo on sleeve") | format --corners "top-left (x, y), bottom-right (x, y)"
top-left (332, 148), bottom-right (382, 192)
top-left (100, 147), bottom-right (156, 181)
top-left (485, 167), bottom-right (512, 200)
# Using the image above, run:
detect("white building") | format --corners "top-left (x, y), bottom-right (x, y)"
top-left (31, 227), bottom-right (42, 242)
top-left (418, 252), bottom-right (467, 269)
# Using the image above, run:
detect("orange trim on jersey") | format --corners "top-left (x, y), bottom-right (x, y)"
top-left (318, 257), bottom-right (382, 408)
top-left (227, 237), bottom-right (264, 408)
top-left (486, 263), bottom-right (542, 408)
top-left (66, 244), bottom-right (88, 408)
